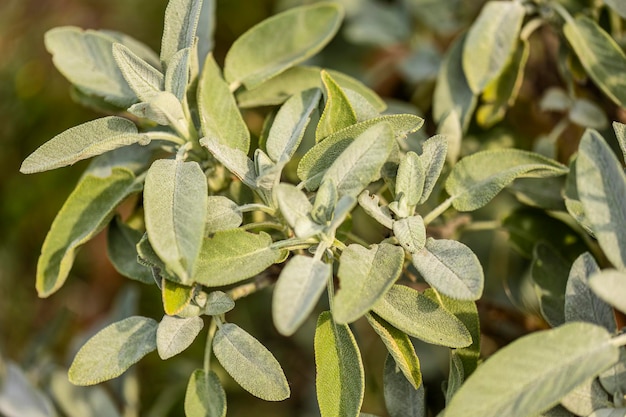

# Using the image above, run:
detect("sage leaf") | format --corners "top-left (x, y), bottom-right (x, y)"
top-left (564, 16), bottom-right (626, 107)
top-left (49, 370), bottom-right (121, 417)
top-left (605, 0), bottom-right (626, 18)
top-left (446, 149), bottom-right (568, 211)
top-left (273, 255), bottom-right (331, 336)
top-left (560, 378), bottom-right (612, 416)
top-left (314, 311), bottom-right (364, 417)
top-left (589, 409), bottom-right (626, 417)
top-left (367, 313), bottom-right (421, 389)
top-left (101, 30), bottom-right (160, 69)
top-left (69, 316), bottom-right (158, 385)
top-left (204, 291), bottom-right (235, 316)
top-left (418, 134), bottom-right (447, 204)
top-left (21, 117), bottom-right (149, 174)
top-left (198, 54), bottom-right (250, 153)
top-left (589, 269), bottom-right (626, 314)
top-left (112, 43), bottom-right (164, 102)
top-left (372, 285), bottom-right (472, 348)
top-left (194, 230), bottom-right (280, 286)
top-left (144, 159), bottom-right (207, 283)
top-left (569, 98), bottom-right (608, 130)
top-left (599, 349), bottom-right (626, 395)
top-left (275, 183), bottom-right (314, 231)
top-left (185, 369), bottom-right (226, 417)
top-left (443, 323), bottom-right (620, 417)
top-left (445, 352), bottom-right (465, 403)
top-left (316, 70), bottom-right (358, 142)
top-left (205, 196), bottom-right (242, 234)
top-left (395, 151), bottom-right (425, 213)
top-left (383, 355), bottom-right (425, 417)
top-left (160, 0), bottom-right (203, 66)
top-left (224, 3), bottom-right (344, 89)
top-left (36, 168), bottom-right (141, 297)
top-left (411, 238), bottom-right (483, 301)
top-left (343, 88), bottom-right (379, 121)
top-left (577, 129), bottom-right (626, 270)
top-left (200, 137), bottom-right (257, 189)
top-left (0, 362), bottom-right (56, 417)
top-left (532, 242), bottom-right (571, 327)
top-left (127, 91), bottom-right (186, 129)
top-left (358, 190), bottom-right (394, 229)
top-left (311, 178), bottom-right (338, 224)
top-left (165, 47), bottom-right (191, 101)
top-left (438, 110), bottom-right (462, 165)
top-left (462, 1), bottom-right (525, 94)
top-left (196, 0), bottom-right (216, 67)
top-left (156, 315), bottom-right (204, 360)
top-left (393, 216), bottom-right (426, 254)
top-left (213, 323), bottom-right (290, 401)
top-left (613, 121), bottom-right (626, 163)
top-left (107, 217), bottom-right (153, 284)
top-left (334, 243), bottom-right (404, 324)
top-left (162, 279), bottom-right (194, 316)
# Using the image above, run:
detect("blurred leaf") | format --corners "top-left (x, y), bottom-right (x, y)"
top-left (599, 349), bottom-right (626, 395)
top-left (604, 0), bottom-right (626, 17)
top-left (419, 135), bottom-right (448, 204)
top-left (113, 43), bottom-right (164, 102)
top-left (588, 408), bottom-right (626, 417)
top-left (589, 269), bottom-right (626, 314)
top-left (532, 242), bottom-right (571, 327)
top-left (185, 369), bottom-right (226, 417)
top-left (383, 354), bottom-right (425, 417)
top-left (560, 378), bottom-right (611, 416)
top-left (157, 315), bottom-right (204, 359)
top-left (213, 323), bottom-right (290, 401)
top-left (540, 87), bottom-right (572, 112)
top-left (107, 217), bottom-right (153, 284)
top-left (160, 0), bottom-right (203, 66)
top-left (49, 370), bottom-right (121, 417)
top-left (69, 316), bottom-right (158, 385)
top-left (569, 98), bottom-right (608, 129)
top-left (393, 216), bottom-right (426, 254)
top-left (315, 311), bottom-right (364, 417)
top-left (613, 121), bottom-right (626, 163)
top-left (445, 351), bottom-right (465, 403)
top-left (509, 176), bottom-right (567, 211)
top-left (197, 0), bottom-right (216, 67)
top-left (0, 363), bottom-right (56, 417)
top-left (316, 70), bottom-right (357, 142)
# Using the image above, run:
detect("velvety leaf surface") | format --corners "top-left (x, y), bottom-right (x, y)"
top-left (394, 152), bottom-right (424, 214)
top-left (560, 378), bottom-right (611, 416)
top-left (160, 0), bottom-right (203, 66)
top-left (161, 279), bottom-right (194, 316)
top-left (205, 196), bottom-right (242, 234)
top-left (383, 355), bottom-right (425, 417)
top-left (316, 70), bottom-right (357, 141)
top-left (200, 137), bottom-right (257, 189)
top-left (112, 43), bottom-right (164, 102)
top-left (157, 315), bottom-right (204, 359)
top-left (185, 369), bottom-right (227, 417)
top-left (393, 216), bottom-right (426, 254)
top-left (358, 191), bottom-right (394, 229)
top-left (204, 291), bottom-right (235, 316)
top-left (164, 47), bottom-right (191, 101)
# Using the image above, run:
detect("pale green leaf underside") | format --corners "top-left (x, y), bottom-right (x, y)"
top-left (69, 316), bottom-right (158, 385)
top-left (334, 243), bottom-right (404, 324)
top-left (213, 323), bottom-right (290, 401)
top-left (315, 311), bottom-right (364, 417)
top-left (358, 191), bottom-right (394, 229)
top-left (589, 269), bottom-right (626, 314)
top-left (393, 216), bottom-right (426, 254)
top-left (443, 323), bottom-right (619, 417)
top-left (224, 3), bottom-right (344, 89)
top-left (156, 315), bottom-right (204, 360)
top-left (205, 196), bottom-right (242, 234)
top-left (275, 183), bottom-right (313, 230)
top-left (36, 168), bottom-right (141, 297)
top-left (165, 47), bottom-right (191, 101)
top-left (185, 369), bottom-right (227, 417)
top-left (200, 137), bottom-right (257, 189)
top-left (21, 117), bottom-right (148, 174)
top-left (383, 355), bottom-right (425, 417)
top-left (395, 151), bottom-right (425, 209)
top-left (112, 43), bottom-right (164, 102)
top-left (160, 0), bottom-right (203, 66)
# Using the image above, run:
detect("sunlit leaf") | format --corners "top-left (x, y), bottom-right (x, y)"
top-left (49, 369), bottom-right (121, 417)
top-left (0, 363), bottom-right (56, 417)
top-left (165, 47), bottom-right (191, 101)
top-left (589, 269), bottom-right (626, 314)
top-left (157, 315), bottom-right (204, 359)
top-left (357, 190), bottom-right (394, 229)
top-left (162, 279), bottom-right (194, 316)
top-left (205, 196), bottom-right (242, 234)
top-left (419, 134), bottom-right (448, 204)
top-left (112, 43), bottom-right (164, 102)
top-left (200, 137), bottom-right (257, 189)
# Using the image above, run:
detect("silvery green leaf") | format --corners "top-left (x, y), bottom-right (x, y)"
top-left (112, 43), bottom-right (164, 102)
top-left (371, 285), bottom-right (471, 348)
top-left (437, 110), bottom-right (462, 165)
top-left (577, 129), bottom-right (626, 269)
top-left (532, 242), bottom-right (571, 327)
top-left (44, 27), bottom-right (137, 107)
top-left (49, 369), bottom-right (120, 417)
top-left (419, 134), bottom-right (448, 204)
top-left (316, 70), bottom-right (358, 142)
top-left (107, 217), bottom-right (153, 284)
top-left (613, 121), bottom-right (626, 163)
top-left (85, 142), bottom-right (152, 177)
top-left (213, 323), bottom-right (290, 401)
top-left (569, 98), bottom-right (608, 129)
top-left (321, 123), bottom-right (395, 198)
top-left (334, 243), bottom-right (404, 324)
top-left (101, 30), bottom-right (160, 69)
top-left (144, 159), bottom-right (207, 283)
top-left (311, 178), bottom-right (338, 225)
top-left (599, 349), bottom-right (626, 395)
top-left (412, 238), bottom-right (483, 301)
top-left (200, 137), bottom-right (257, 189)
top-left (275, 183), bottom-right (313, 230)
top-left (565, 252), bottom-right (615, 332)
top-left (205, 196), bottom-right (242, 234)
top-left (273, 255), bottom-right (331, 336)
top-left (445, 351), bottom-right (465, 403)
top-left (196, 0), bottom-right (216, 68)
top-left (328, 195), bottom-right (357, 233)
top-left (165, 47), bottom-right (191, 101)
top-left (564, 16), bottom-right (626, 107)
top-left (160, 0), bottom-right (203, 66)
top-left (604, 0), bottom-right (626, 17)
top-left (540, 87), bottom-right (572, 112)
top-left (314, 311), bottom-right (364, 417)
top-left (224, 3), bottom-right (344, 89)
top-left (462, 1), bottom-right (525, 94)
top-left (560, 378), bottom-right (612, 416)
top-left (383, 355), bottom-right (425, 417)
top-left (344, 88), bottom-right (379, 121)
top-left (509, 176), bottom-right (567, 211)
top-left (266, 88), bottom-right (321, 163)
top-left (20, 117), bottom-right (149, 174)
top-left (198, 54), bottom-right (250, 153)
top-left (194, 230), bottom-right (281, 286)
top-left (588, 408), bottom-right (626, 417)
top-left (393, 216), bottom-right (426, 254)
top-left (162, 279), bottom-right (195, 316)
top-left (446, 149), bottom-right (568, 211)
top-left (69, 316), bottom-right (158, 385)
top-left (36, 168), bottom-right (141, 297)
top-left (395, 152), bottom-right (424, 214)
top-left (157, 315), bottom-right (204, 359)
top-left (128, 91), bottom-right (186, 128)
top-left (589, 269), bottom-right (626, 314)
top-left (254, 149), bottom-right (279, 190)
top-left (298, 114), bottom-right (424, 190)
top-left (357, 190), bottom-right (394, 229)
top-left (443, 323), bottom-right (620, 417)
top-left (205, 291), bottom-right (235, 315)
top-left (185, 369), bottom-right (226, 417)
top-left (0, 363), bottom-right (56, 417)
top-left (367, 314), bottom-right (421, 389)
top-left (564, 158), bottom-right (594, 235)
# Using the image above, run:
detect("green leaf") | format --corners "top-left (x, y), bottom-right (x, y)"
top-left (185, 369), bottom-right (227, 417)
top-left (273, 255), bottom-right (331, 336)
top-left (569, 98), bottom-right (608, 130)
top-left (49, 369), bottom-right (121, 417)
top-left (419, 135), bottom-right (448, 204)
top-left (213, 323), bottom-right (290, 401)
top-left (445, 351), bottom-right (465, 403)
top-left (613, 121), bottom-right (626, 163)
top-left (196, 0), bottom-right (216, 67)
top-left (200, 137), bottom-right (257, 189)
top-left (69, 316), bottom-right (158, 385)
top-left (102, 30), bottom-right (160, 69)
top-left (443, 323), bottom-right (620, 417)
top-left (36, 168), bottom-right (141, 297)
top-left (311, 178), bottom-right (338, 224)
top-left (274, 183), bottom-right (314, 230)
top-left (160, 0), bottom-right (203, 66)
top-left (446, 149), bottom-right (568, 211)
top-left (411, 238), bottom-right (483, 301)
top-left (343, 88), bottom-right (379, 121)
top-left (205, 196), bottom-right (242, 234)
top-left (314, 311), bottom-right (364, 417)
top-left (321, 123), bottom-right (395, 198)
top-left (107, 217), bottom-right (153, 284)
top-left (334, 243), bottom-right (404, 324)
top-left (44, 27), bottom-right (137, 107)
top-left (298, 114), bottom-right (424, 190)
top-left (393, 216), bottom-right (426, 254)
top-left (371, 285), bottom-right (472, 348)
top-left (194, 230), bottom-right (280, 286)
top-left (357, 190), bottom-right (394, 229)
top-left (112, 43), bottom-right (164, 102)
top-left (577, 129), bottom-right (626, 270)
top-left (316, 70), bottom-right (358, 142)
top-left (144, 159), bottom-right (207, 283)
top-left (224, 3), bottom-right (344, 89)
top-left (394, 152), bottom-right (425, 214)
top-left (599, 349), bottom-right (626, 395)
top-left (367, 314), bottom-right (421, 389)
top-left (462, 1), bottom-right (525, 94)
top-left (589, 269), bottom-right (626, 314)
top-left (156, 315), bottom-right (204, 359)
top-left (204, 291), bottom-right (235, 315)
top-left (560, 378), bottom-right (612, 416)
top-left (383, 355), bottom-right (425, 417)
top-left (266, 88), bottom-right (321, 163)
top-left (162, 279), bottom-right (194, 315)
top-left (198, 54), bottom-right (250, 153)
top-left (165, 47), bottom-right (191, 101)
top-left (532, 242), bottom-right (571, 327)
top-left (564, 15), bottom-right (626, 107)
top-left (605, 0), bottom-right (626, 17)
top-left (589, 408), bottom-right (626, 417)
top-left (20, 117), bottom-right (149, 174)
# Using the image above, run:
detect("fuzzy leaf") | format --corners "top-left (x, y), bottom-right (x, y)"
top-left (127, 91), bottom-right (186, 127)
top-left (204, 291), bottom-right (235, 316)
top-left (274, 183), bottom-right (314, 232)
top-left (213, 323), bottom-right (290, 401)
top-left (224, 3), bottom-right (344, 89)
top-left (200, 137), bottom-right (257, 189)
top-left (185, 369), bottom-right (227, 417)
top-left (165, 47), bottom-right (191, 101)
top-left (112, 43), bottom-right (164, 102)
top-left (316, 70), bottom-right (357, 141)
top-left (205, 196), bottom-right (242, 234)
top-left (69, 316), bottom-right (158, 385)
top-left (589, 269), bottom-right (626, 314)
top-left (383, 355), bottom-right (425, 417)
top-left (160, 0), bottom-right (203, 66)
top-left (357, 190), bottom-right (394, 229)
top-left (157, 315), bottom-right (204, 359)
top-left (315, 311), bottom-right (364, 417)
top-left (445, 351), bottom-right (465, 403)
top-left (311, 178), bottom-right (338, 224)
top-left (107, 217), bottom-right (153, 284)
top-left (395, 151), bottom-right (425, 212)
top-left (560, 378), bottom-right (612, 416)
top-left (613, 121), bottom-right (626, 162)
top-left (393, 216), bottom-right (426, 254)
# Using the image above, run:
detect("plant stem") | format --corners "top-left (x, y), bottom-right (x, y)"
top-left (227, 273), bottom-right (275, 300)
top-left (461, 220), bottom-right (502, 233)
top-left (237, 203), bottom-right (277, 216)
top-left (239, 221), bottom-right (286, 232)
top-left (203, 319), bottom-right (218, 373)
top-left (145, 131), bottom-right (187, 146)
top-left (611, 332), bottom-right (626, 347)
top-left (423, 196), bottom-right (455, 225)
top-left (270, 237), bottom-right (318, 251)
